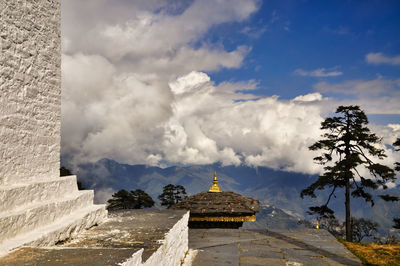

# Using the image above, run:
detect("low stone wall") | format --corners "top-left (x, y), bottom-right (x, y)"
top-left (122, 211), bottom-right (190, 266)
top-left (0, 210), bottom-right (191, 265)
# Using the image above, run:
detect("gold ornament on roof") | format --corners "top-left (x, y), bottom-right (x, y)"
top-left (208, 171), bottom-right (222, 192)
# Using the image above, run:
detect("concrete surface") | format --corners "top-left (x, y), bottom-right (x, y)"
top-left (0, 210), bottom-right (188, 266)
top-left (189, 228), bottom-right (361, 266)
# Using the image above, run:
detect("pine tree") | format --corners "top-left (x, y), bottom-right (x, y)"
top-left (394, 138), bottom-right (400, 172)
top-left (130, 189), bottom-right (155, 209)
top-left (158, 184), bottom-right (187, 208)
top-left (107, 190), bottom-right (135, 210)
top-left (392, 138), bottom-right (400, 229)
top-left (107, 189), bottom-right (154, 210)
top-left (301, 105), bottom-right (397, 242)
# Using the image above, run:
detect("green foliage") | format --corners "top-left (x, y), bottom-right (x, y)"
top-left (158, 184), bottom-right (187, 208)
top-left (107, 189), bottom-right (154, 210)
top-left (301, 105), bottom-right (397, 241)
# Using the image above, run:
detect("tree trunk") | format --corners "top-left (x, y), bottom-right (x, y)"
top-left (345, 114), bottom-right (353, 242)
top-left (345, 177), bottom-right (352, 242)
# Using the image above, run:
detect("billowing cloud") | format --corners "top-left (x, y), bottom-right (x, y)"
top-left (61, 0), bottom-right (259, 165)
top-left (62, 0), bottom-right (256, 78)
top-left (61, 0), bottom-right (399, 177)
top-left (62, 63), bottom-right (328, 173)
top-left (294, 68), bottom-right (343, 77)
top-left (366, 52), bottom-right (400, 66)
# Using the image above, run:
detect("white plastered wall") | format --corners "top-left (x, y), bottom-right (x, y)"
top-left (0, 0), bottom-right (61, 185)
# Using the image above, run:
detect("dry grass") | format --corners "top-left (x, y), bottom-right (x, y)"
top-left (341, 240), bottom-right (400, 265)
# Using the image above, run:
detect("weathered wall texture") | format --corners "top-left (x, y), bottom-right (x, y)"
top-left (0, 0), bottom-right (61, 185)
top-left (0, 1), bottom-right (107, 256)
top-left (122, 211), bottom-right (190, 266)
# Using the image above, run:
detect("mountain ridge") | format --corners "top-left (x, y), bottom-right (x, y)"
top-left (66, 158), bottom-right (400, 233)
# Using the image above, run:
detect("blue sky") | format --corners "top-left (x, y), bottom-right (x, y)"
top-left (61, 0), bottom-right (400, 169)
top-left (207, 0), bottom-right (400, 102)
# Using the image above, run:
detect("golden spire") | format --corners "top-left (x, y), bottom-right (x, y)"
top-left (208, 171), bottom-right (222, 192)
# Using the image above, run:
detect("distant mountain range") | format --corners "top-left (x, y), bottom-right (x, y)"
top-left (68, 158), bottom-right (400, 233)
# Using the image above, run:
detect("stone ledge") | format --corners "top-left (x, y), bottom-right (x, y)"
top-left (0, 190), bottom-right (95, 243)
top-left (0, 176), bottom-right (78, 213)
top-left (0, 209), bottom-right (189, 266)
top-left (0, 204), bottom-right (107, 256)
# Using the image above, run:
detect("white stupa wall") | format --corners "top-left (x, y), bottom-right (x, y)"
top-left (0, 0), bottom-right (107, 256)
top-left (0, 0), bottom-right (60, 185)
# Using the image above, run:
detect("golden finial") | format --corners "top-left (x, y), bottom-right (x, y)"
top-left (209, 171), bottom-right (222, 192)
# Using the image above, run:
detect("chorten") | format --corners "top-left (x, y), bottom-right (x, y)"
top-left (173, 172), bottom-right (259, 228)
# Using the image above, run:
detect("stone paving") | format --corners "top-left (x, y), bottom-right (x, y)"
top-left (189, 228), bottom-right (361, 266)
top-left (0, 210), bottom-right (187, 266)
top-left (0, 213), bottom-right (362, 265)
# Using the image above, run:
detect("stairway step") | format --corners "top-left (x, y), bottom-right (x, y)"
top-left (0, 204), bottom-right (107, 256)
top-left (0, 176), bottom-right (78, 213)
top-left (0, 190), bottom-right (94, 243)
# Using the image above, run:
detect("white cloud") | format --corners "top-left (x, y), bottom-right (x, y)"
top-left (62, 0), bottom-right (257, 78)
top-left (61, 0), bottom-right (400, 177)
top-left (292, 93), bottom-right (323, 102)
top-left (63, 63), bottom-right (329, 174)
top-left (313, 77), bottom-right (400, 114)
top-left (61, 0), bottom-right (260, 167)
top-left (294, 68), bottom-right (343, 77)
top-left (366, 52), bottom-right (400, 66)
top-left (163, 72), bottom-right (328, 173)
top-left (169, 71), bottom-right (210, 95)
top-left (388, 124), bottom-right (400, 132)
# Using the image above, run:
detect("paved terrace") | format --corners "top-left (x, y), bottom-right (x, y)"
top-left (0, 210), bottom-right (188, 266)
top-left (190, 228), bottom-right (361, 265)
top-left (0, 211), bottom-right (361, 266)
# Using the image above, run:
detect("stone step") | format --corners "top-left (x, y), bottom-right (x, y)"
top-left (0, 190), bottom-right (95, 243)
top-left (0, 204), bottom-right (107, 256)
top-left (0, 176), bottom-right (78, 213)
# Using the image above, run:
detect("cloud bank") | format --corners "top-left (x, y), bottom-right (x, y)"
top-left (61, 0), bottom-right (400, 176)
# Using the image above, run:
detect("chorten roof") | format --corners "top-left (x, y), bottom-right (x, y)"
top-left (172, 172), bottom-right (259, 222)
top-left (173, 190), bottom-right (259, 216)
